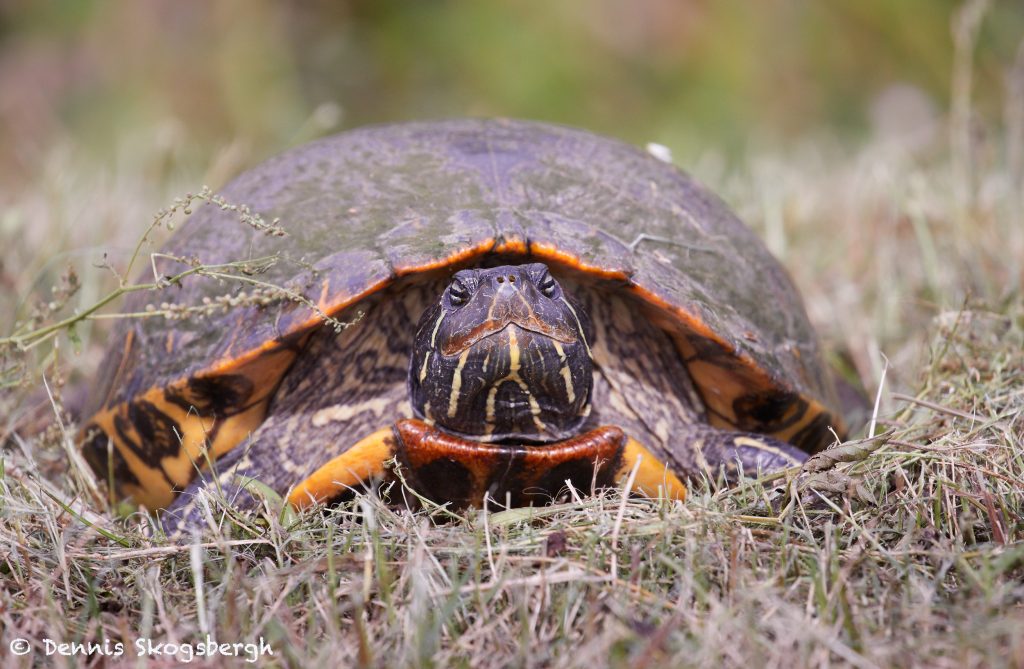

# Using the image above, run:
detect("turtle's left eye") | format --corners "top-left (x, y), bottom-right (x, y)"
top-left (539, 273), bottom-right (557, 297)
top-left (448, 279), bottom-right (470, 306)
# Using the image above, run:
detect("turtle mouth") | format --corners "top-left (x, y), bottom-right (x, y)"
top-left (441, 317), bottom-right (577, 356)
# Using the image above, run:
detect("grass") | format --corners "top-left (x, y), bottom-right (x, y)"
top-left (1, 303), bottom-right (1022, 667)
top-left (2, 67), bottom-right (1024, 669)
top-left (2, 153), bottom-right (1021, 669)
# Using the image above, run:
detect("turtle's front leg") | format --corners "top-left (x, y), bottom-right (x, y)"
top-left (287, 427), bottom-right (398, 509)
top-left (159, 424), bottom-right (402, 536)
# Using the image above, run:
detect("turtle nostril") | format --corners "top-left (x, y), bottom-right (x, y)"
top-left (497, 276), bottom-right (504, 284)
top-left (508, 275), bottom-right (516, 283)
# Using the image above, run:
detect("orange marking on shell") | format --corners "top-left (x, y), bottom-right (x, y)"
top-left (527, 242), bottom-right (631, 280)
top-left (628, 283), bottom-right (846, 441)
top-left (137, 237), bottom-right (617, 393)
top-left (395, 419), bottom-right (503, 501)
top-left (628, 284), bottom-right (723, 345)
top-left (184, 241), bottom-right (627, 387)
top-left (317, 278), bottom-right (331, 311)
top-left (395, 419), bottom-right (631, 504)
top-left (631, 284), bottom-right (761, 427)
top-left (87, 346), bottom-right (295, 510)
top-left (392, 238), bottom-right (497, 276)
top-left (493, 237), bottom-right (528, 254)
top-left (88, 406), bottom-right (176, 510)
top-left (81, 272), bottom-right (392, 509)
top-left (200, 277), bottom-right (392, 378)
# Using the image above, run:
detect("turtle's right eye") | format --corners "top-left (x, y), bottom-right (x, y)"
top-left (448, 279), bottom-right (470, 306)
top-left (538, 273), bottom-right (557, 297)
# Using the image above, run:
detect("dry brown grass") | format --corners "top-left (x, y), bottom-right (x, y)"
top-left (2, 299), bottom-right (1022, 668)
top-left (2, 27), bottom-right (1023, 663)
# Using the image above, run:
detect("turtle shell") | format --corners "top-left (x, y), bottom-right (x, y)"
top-left (81, 118), bottom-right (844, 510)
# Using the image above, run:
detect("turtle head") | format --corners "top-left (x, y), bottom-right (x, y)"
top-left (409, 263), bottom-right (593, 443)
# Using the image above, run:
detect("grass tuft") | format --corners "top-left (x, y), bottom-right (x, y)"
top-left (3, 231), bottom-right (1023, 669)
top-left (2, 115), bottom-right (1023, 669)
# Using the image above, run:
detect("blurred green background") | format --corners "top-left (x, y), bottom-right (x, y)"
top-left (1, 0), bottom-right (1021, 192)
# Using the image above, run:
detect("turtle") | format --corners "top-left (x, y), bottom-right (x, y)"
top-left (78, 118), bottom-right (847, 533)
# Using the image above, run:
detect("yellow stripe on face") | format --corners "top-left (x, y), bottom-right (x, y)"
top-left (506, 328), bottom-right (546, 433)
top-left (429, 310), bottom-right (446, 347)
top-left (478, 327), bottom-right (549, 438)
top-left (561, 297), bottom-right (591, 358)
top-left (524, 388), bottom-right (546, 433)
top-left (552, 341), bottom-right (575, 403)
top-left (507, 326), bottom-right (521, 372)
top-left (419, 352), bottom-right (431, 383)
top-left (447, 348), bottom-right (472, 418)
top-left (485, 384), bottom-right (498, 436)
